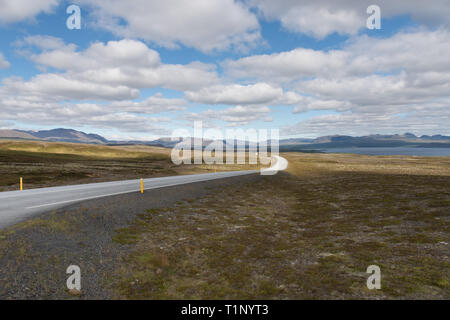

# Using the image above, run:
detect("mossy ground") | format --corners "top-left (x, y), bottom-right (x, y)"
top-left (111, 153), bottom-right (450, 299)
top-left (0, 140), bottom-right (261, 191)
top-left (0, 147), bottom-right (448, 299)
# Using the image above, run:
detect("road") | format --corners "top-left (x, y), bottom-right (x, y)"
top-left (0, 156), bottom-right (288, 229)
top-left (0, 170), bottom-right (256, 229)
top-left (261, 155), bottom-right (289, 175)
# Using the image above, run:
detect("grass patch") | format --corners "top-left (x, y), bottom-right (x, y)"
top-left (110, 152), bottom-right (449, 299)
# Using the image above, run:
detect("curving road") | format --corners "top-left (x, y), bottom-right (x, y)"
top-left (0, 156), bottom-right (288, 229)
top-left (261, 155), bottom-right (289, 175)
top-left (0, 170), bottom-right (257, 229)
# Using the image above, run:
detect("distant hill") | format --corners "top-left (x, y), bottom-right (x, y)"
top-left (22, 128), bottom-right (109, 144)
top-left (277, 138), bottom-right (314, 145)
top-left (1, 128), bottom-right (449, 149)
top-left (0, 128), bottom-right (108, 144)
top-left (0, 129), bottom-right (38, 140)
top-left (279, 133), bottom-right (450, 151)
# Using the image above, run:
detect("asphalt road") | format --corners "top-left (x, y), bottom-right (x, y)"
top-left (0, 170), bottom-right (257, 229)
top-left (261, 155), bottom-right (289, 175)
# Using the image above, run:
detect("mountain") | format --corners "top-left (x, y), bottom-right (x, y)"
top-left (278, 138), bottom-right (314, 145)
top-left (23, 128), bottom-right (109, 144)
top-left (0, 129), bottom-right (38, 140)
top-left (419, 134), bottom-right (450, 141)
top-left (1, 128), bottom-right (449, 149)
top-left (0, 128), bottom-right (109, 144)
top-left (279, 134), bottom-right (450, 152)
top-left (27, 128), bottom-right (108, 144)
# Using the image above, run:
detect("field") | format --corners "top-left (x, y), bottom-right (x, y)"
top-left (110, 153), bottom-right (450, 299)
top-left (0, 141), bottom-right (449, 299)
top-left (0, 140), bottom-right (260, 191)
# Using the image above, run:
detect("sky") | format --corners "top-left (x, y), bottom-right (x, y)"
top-left (0, 0), bottom-right (449, 140)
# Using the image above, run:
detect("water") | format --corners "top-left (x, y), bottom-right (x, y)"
top-left (320, 147), bottom-right (450, 156)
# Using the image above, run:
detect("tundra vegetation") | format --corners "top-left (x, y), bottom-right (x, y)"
top-left (0, 140), bottom-right (448, 299)
top-left (0, 140), bottom-right (260, 191)
top-left (112, 153), bottom-right (449, 299)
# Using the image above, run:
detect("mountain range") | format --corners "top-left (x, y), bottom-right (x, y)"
top-left (1, 128), bottom-right (450, 150)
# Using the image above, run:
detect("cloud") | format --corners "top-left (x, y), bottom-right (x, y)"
top-left (0, 0), bottom-right (59, 24)
top-left (9, 37), bottom-right (220, 102)
top-left (16, 35), bottom-right (68, 50)
top-left (0, 36), bottom-right (220, 135)
top-left (184, 105), bottom-right (272, 127)
top-left (283, 106), bottom-right (450, 137)
top-left (225, 29), bottom-right (450, 110)
top-left (250, 0), bottom-right (450, 38)
top-left (223, 28), bottom-right (450, 136)
top-left (78, 0), bottom-right (261, 52)
top-left (186, 83), bottom-right (280, 105)
top-left (27, 38), bottom-right (160, 71)
top-left (109, 93), bottom-right (186, 113)
top-left (223, 48), bottom-right (348, 82)
top-left (3, 18), bottom-right (449, 138)
top-left (225, 29), bottom-right (450, 81)
top-left (293, 99), bottom-right (353, 113)
top-left (185, 83), bottom-right (308, 107)
top-left (0, 92), bottom-right (180, 134)
top-left (2, 74), bottom-right (140, 101)
top-left (0, 52), bottom-right (9, 68)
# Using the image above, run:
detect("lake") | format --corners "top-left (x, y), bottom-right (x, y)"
top-left (320, 147), bottom-right (450, 156)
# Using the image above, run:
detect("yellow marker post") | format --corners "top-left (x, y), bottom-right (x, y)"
top-left (140, 178), bottom-right (144, 194)
top-left (20, 177), bottom-right (23, 191)
top-left (214, 168), bottom-right (216, 173)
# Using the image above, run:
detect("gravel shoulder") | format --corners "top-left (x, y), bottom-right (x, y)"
top-left (0, 173), bottom-right (262, 299)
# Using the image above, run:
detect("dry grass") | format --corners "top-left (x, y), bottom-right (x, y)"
top-left (284, 152), bottom-right (450, 177)
top-left (0, 140), bottom-right (171, 159)
top-left (111, 153), bottom-right (450, 299)
top-left (0, 140), bottom-right (261, 191)
top-left (1, 143), bottom-right (448, 299)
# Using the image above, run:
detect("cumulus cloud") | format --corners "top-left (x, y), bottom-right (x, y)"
top-left (77, 0), bottom-right (261, 52)
top-left (223, 48), bottom-right (348, 81)
top-left (26, 38), bottom-right (160, 71)
top-left (187, 83), bottom-right (276, 105)
top-left (222, 28), bottom-right (450, 135)
top-left (15, 35), bottom-right (68, 51)
top-left (250, 0), bottom-right (450, 38)
top-left (0, 0), bottom-right (58, 24)
top-left (184, 105), bottom-right (272, 127)
top-left (185, 83), bottom-right (308, 107)
top-left (225, 29), bottom-right (450, 81)
top-left (0, 52), bottom-right (9, 68)
top-left (0, 91), bottom-right (179, 134)
top-left (2, 74), bottom-right (140, 101)
top-left (9, 37), bottom-right (219, 102)
top-left (2, 10), bottom-right (449, 138)
top-left (109, 93), bottom-right (186, 113)
top-left (283, 106), bottom-right (450, 137)
top-left (0, 36), bottom-right (220, 135)
top-left (226, 29), bottom-right (450, 109)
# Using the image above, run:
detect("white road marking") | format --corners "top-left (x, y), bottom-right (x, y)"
top-left (1, 171), bottom-right (246, 199)
top-left (26, 189), bottom-right (140, 209)
top-left (0, 181), bottom-right (139, 199)
top-left (26, 172), bottom-right (256, 209)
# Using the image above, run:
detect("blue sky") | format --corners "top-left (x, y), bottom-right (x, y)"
top-left (0, 0), bottom-right (449, 140)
